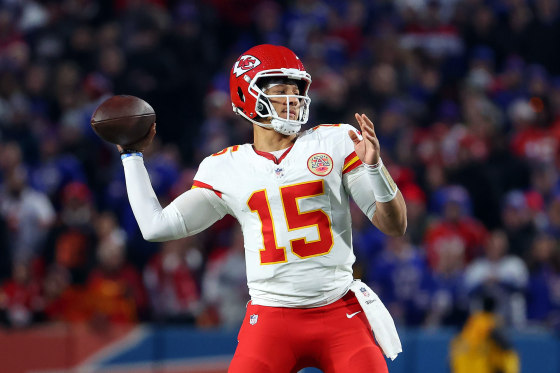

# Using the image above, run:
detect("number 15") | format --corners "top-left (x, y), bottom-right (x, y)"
top-left (247, 180), bottom-right (334, 265)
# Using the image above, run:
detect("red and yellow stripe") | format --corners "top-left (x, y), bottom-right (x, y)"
top-left (342, 151), bottom-right (362, 174)
top-left (211, 145), bottom-right (240, 157)
top-left (311, 123), bottom-right (341, 131)
top-left (191, 180), bottom-right (222, 198)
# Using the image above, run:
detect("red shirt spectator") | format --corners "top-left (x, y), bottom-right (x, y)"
top-left (86, 223), bottom-right (148, 324)
top-left (143, 237), bottom-right (201, 323)
top-left (0, 262), bottom-right (44, 327)
top-left (425, 186), bottom-right (488, 270)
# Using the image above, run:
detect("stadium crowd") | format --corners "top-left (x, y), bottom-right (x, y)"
top-left (0, 0), bottom-right (560, 333)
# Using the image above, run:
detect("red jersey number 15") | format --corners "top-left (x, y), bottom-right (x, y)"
top-left (247, 180), bottom-right (334, 265)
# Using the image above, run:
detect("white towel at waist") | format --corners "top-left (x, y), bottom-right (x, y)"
top-left (349, 279), bottom-right (402, 360)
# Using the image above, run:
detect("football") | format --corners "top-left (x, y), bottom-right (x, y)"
top-left (90, 95), bottom-right (156, 146)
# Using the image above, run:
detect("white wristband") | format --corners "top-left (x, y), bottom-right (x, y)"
top-left (364, 158), bottom-right (398, 203)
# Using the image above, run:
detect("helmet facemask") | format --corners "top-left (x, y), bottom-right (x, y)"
top-left (248, 69), bottom-right (311, 135)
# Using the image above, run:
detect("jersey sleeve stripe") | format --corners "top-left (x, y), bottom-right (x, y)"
top-left (311, 123), bottom-right (341, 131)
top-left (344, 151), bottom-right (359, 165)
top-left (343, 152), bottom-right (362, 174)
top-left (191, 180), bottom-right (222, 198)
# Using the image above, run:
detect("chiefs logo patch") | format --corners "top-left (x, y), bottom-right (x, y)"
top-left (233, 55), bottom-right (261, 77)
top-left (307, 153), bottom-right (333, 176)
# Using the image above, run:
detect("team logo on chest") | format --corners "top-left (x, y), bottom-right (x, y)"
top-left (307, 153), bottom-right (333, 176)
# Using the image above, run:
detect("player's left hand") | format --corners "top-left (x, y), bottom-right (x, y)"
top-left (349, 113), bottom-right (380, 166)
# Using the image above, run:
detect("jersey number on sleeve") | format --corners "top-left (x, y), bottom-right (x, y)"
top-left (247, 180), bottom-right (334, 265)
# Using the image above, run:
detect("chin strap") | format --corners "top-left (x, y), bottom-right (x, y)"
top-left (270, 118), bottom-right (301, 135)
top-left (234, 105), bottom-right (301, 135)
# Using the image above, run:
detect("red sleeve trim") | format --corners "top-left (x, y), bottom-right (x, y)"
top-left (311, 123), bottom-right (342, 131)
top-left (191, 180), bottom-right (222, 198)
top-left (342, 151), bottom-right (362, 174)
top-left (344, 151), bottom-right (358, 165)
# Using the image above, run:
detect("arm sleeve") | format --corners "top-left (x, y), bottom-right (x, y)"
top-left (122, 155), bottom-right (228, 242)
top-left (343, 165), bottom-right (377, 220)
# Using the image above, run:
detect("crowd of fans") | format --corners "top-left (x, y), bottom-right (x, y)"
top-left (0, 0), bottom-right (559, 333)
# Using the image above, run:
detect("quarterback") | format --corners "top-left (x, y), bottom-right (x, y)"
top-left (119, 44), bottom-right (407, 372)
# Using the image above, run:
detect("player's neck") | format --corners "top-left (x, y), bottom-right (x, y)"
top-left (252, 124), bottom-right (297, 152)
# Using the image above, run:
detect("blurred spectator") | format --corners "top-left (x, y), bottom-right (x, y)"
top-left (526, 233), bottom-right (560, 329)
top-left (43, 182), bottom-right (97, 284)
top-left (312, 71), bottom-right (352, 126)
top-left (0, 165), bottom-right (55, 264)
top-left (86, 214), bottom-right (148, 325)
top-left (369, 235), bottom-right (433, 326)
top-left (425, 235), bottom-right (469, 327)
top-left (400, 183), bottom-right (429, 246)
top-left (0, 260), bottom-right (44, 328)
top-left (28, 133), bottom-right (87, 203)
top-left (509, 98), bottom-right (557, 165)
top-left (464, 230), bottom-right (529, 327)
top-left (200, 225), bottom-right (248, 328)
top-left (400, 0), bottom-right (464, 59)
top-left (284, 0), bottom-right (329, 55)
top-left (195, 90), bottom-right (241, 160)
top-left (491, 56), bottom-right (524, 106)
top-left (524, 189), bottom-right (547, 232)
top-left (424, 185), bottom-right (488, 270)
top-left (250, 1), bottom-right (286, 46)
top-left (144, 236), bottom-right (202, 324)
top-left (42, 264), bottom-right (91, 323)
top-left (530, 162), bottom-right (559, 206)
top-left (501, 190), bottom-right (538, 259)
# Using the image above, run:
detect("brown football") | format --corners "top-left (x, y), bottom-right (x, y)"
top-left (91, 95), bottom-right (156, 146)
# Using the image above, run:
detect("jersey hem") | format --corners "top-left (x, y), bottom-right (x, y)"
top-left (249, 281), bottom-right (352, 308)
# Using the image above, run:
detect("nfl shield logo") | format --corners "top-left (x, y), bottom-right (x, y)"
top-left (249, 314), bottom-right (258, 325)
top-left (360, 287), bottom-right (370, 297)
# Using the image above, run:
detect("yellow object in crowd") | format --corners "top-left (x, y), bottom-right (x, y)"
top-left (450, 311), bottom-right (520, 373)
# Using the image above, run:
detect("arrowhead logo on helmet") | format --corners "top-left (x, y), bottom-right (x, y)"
top-left (233, 55), bottom-right (261, 77)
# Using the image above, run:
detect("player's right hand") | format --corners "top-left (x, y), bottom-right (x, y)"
top-left (116, 123), bottom-right (156, 153)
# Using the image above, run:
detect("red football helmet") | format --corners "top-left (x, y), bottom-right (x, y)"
top-left (230, 44), bottom-right (312, 135)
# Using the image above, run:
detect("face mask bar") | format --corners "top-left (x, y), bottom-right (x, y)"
top-left (255, 92), bottom-right (311, 123)
top-left (248, 69), bottom-right (311, 134)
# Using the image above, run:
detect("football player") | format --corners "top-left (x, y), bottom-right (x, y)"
top-left (119, 44), bottom-right (407, 372)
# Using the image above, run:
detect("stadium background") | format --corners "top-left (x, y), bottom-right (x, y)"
top-left (0, 0), bottom-right (560, 372)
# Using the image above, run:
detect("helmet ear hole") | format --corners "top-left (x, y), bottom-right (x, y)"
top-left (237, 87), bottom-right (245, 102)
top-left (256, 97), bottom-right (271, 116)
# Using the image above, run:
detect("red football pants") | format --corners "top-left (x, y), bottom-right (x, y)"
top-left (228, 292), bottom-right (388, 373)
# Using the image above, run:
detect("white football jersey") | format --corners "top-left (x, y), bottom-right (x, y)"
top-left (193, 124), bottom-right (364, 308)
